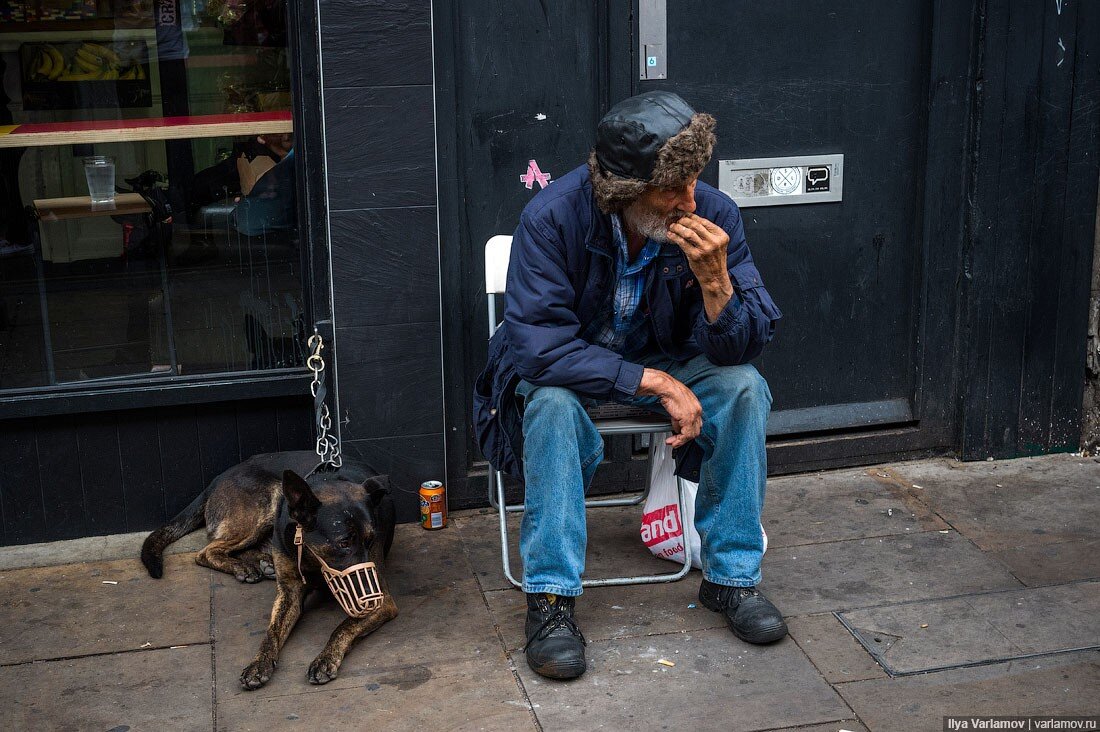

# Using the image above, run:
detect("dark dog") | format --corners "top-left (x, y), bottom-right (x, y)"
top-left (140, 450), bottom-right (398, 688)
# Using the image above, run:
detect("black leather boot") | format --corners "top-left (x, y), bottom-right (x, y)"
top-left (524, 593), bottom-right (587, 679)
top-left (699, 579), bottom-right (788, 644)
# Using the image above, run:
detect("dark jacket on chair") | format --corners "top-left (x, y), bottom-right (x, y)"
top-left (473, 164), bottom-right (781, 481)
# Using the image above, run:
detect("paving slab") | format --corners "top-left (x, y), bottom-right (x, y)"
top-left (988, 539), bottom-right (1100, 587)
top-left (836, 650), bottom-right (1100, 732)
top-left (841, 580), bottom-right (1100, 675)
top-left (452, 510), bottom-right (523, 591)
top-left (759, 530), bottom-right (1022, 616)
top-left (887, 455), bottom-right (1100, 551)
top-left (484, 579), bottom-right (723, 651)
top-left (0, 529), bottom-right (209, 571)
top-left (0, 645), bottom-right (212, 732)
top-left (989, 581), bottom-right (1100, 653)
top-left (385, 521), bottom-right (480, 594)
top-left (763, 468), bottom-right (949, 548)
top-left (0, 552), bottom-right (210, 665)
top-left (212, 575), bottom-right (506, 700)
top-left (514, 628), bottom-right (852, 732)
top-left (216, 659), bottom-right (535, 732)
top-left (787, 613), bottom-right (888, 683)
top-left (454, 505), bottom-right (680, 592)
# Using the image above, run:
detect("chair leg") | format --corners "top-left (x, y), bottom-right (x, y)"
top-left (581, 472), bottom-right (692, 588)
top-left (488, 471), bottom-right (500, 509)
top-left (494, 468), bottom-right (522, 590)
top-left (583, 437), bottom-right (657, 508)
top-left (492, 432), bottom-right (692, 589)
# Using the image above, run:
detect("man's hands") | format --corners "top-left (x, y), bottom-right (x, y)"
top-left (666, 213), bottom-right (734, 322)
top-left (638, 368), bottom-right (702, 448)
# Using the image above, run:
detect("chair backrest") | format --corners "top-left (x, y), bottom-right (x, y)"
top-left (485, 235), bottom-right (513, 337)
top-left (485, 235), bottom-right (513, 295)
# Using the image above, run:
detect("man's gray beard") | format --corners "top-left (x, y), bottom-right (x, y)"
top-left (622, 203), bottom-right (684, 244)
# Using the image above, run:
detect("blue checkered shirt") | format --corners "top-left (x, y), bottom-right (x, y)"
top-left (582, 214), bottom-right (661, 358)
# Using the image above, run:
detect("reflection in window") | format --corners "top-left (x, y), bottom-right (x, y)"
top-left (0, 0), bottom-right (305, 390)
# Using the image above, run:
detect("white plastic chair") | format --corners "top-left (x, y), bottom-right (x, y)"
top-left (485, 235), bottom-right (692, 588)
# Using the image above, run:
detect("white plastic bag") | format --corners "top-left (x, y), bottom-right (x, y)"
top-left (640, 437), bottom-right (766, 569)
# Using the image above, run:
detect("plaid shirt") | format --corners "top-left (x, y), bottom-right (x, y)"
top-left (582, 214), bottom-right (661, 357)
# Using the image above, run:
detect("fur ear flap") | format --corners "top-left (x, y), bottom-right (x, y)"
top-left (282, 470), bottom-right (321, 528)
top-left (362, 474), bottom-right (390, 506)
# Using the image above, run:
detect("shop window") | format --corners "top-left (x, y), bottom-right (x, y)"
top-left (0, 0), bottom-right (304, 391)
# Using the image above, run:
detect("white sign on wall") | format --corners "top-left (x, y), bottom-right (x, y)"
top-left (719, 154), bottom-right (844, 208)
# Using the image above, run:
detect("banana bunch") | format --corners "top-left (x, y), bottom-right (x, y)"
top-left (32, 42), bottom-right (146, 82)
top-left (30, 44), bottom-right (65, 81)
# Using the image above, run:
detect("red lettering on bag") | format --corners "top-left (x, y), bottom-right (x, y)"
top-left (640, 505), bottom-right (682, 547)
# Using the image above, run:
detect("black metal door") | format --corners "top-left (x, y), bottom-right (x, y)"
top-left (437, 0), bottom-right (973, 500)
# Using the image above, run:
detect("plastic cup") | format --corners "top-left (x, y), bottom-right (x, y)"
top-left (83, 156), bottom-right (115, 205)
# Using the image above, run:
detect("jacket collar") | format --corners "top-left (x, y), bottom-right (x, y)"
top-left (580, 168), bottom-right (615, 256)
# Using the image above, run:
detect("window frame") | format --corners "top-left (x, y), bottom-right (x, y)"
top-left (0, 0), bottom-right (332, 421)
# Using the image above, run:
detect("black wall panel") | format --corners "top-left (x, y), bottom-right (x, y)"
top-left (73, 412), bottom-right (128, 537)
top-left (960, 0), bottom-right (1100, 458)
top-left (323, 86), bottom-right (437, 211)
top-left (0, 398), bottom-right (311, 546)
top-left (319, 0), bottom-right (445, 523)
top-left (116, 410), bottom-right (168, 534)
top-left (234, 400), bottom-right (282, 465)
top-left (196, 404), bottom-right (242, 489)
top-left (331, 207), bottom-right (441, 326)
top-left (276, 402), bottom-right (313, 453)
top-left (0, 424), bottom-right (46, 544)
top-left (336, 323), bottom-right (444, 441)
top-left (318, 0), bottom-right (433, 88)
top-left (343, 434), bottom-right (446, 524)
top-left (35, 418), bottom-right (86, 541)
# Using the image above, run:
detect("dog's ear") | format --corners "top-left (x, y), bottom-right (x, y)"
top-left (282, 470), bottom-right (321, 528)
top-left (362, 475), bottom-right (390, 507)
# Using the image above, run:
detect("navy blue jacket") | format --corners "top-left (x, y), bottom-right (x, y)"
top-left (473, 164), bottom-right (781, 480)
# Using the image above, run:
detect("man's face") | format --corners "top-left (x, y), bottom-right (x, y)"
top-left (622, 177), bottom-right (698, 243)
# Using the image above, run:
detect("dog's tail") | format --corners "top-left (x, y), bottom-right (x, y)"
top-left (140, 487), bottom-right (210, 579)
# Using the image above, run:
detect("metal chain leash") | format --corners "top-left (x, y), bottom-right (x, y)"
top-left (307, 333), bottom-right (342, 469)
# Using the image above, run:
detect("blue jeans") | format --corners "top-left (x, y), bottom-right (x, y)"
top-left (515, 352), bottom-right (772, 597)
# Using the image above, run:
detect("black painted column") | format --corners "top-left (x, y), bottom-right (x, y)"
top-left (318, 0), bottom-right (443, 522)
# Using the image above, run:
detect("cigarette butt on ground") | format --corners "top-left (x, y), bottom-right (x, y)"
top-left (101, 580), bottom-right (118, 585)
top-left (920, 623), bottom-right (929, 628)
top-left (657, 659), bottom-right (675, 667)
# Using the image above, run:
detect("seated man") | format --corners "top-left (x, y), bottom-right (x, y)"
top-left (473, 91), bottom-right (785, 680)
top-left (232, 147), bottom-right (296, 236)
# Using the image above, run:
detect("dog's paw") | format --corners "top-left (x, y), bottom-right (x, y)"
top-left (234, 565), bottom-right (265, 584)
top-left (240, 658), bottom-right (276, 690)
top-left (259, 557), bottom-right (276, 580)
top-left (307, 655), bottom-right (341, 685)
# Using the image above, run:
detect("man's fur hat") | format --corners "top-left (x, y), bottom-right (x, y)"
top-left (589, 96), bottom-right (717, 212)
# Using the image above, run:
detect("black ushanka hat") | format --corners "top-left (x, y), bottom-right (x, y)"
top-left (588, 91), bottom-right (716, 213)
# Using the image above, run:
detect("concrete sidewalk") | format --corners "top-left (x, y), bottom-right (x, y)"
top-left (1, 454), bottom-right (1098, 731)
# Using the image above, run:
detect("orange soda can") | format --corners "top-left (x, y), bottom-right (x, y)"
top-left (419, 480), bottom-right (447, 530)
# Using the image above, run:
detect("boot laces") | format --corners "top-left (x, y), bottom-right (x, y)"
top-left (718, 586), bottom-right (760, 607)
top-left (525, 601), bottom-right (587, 650)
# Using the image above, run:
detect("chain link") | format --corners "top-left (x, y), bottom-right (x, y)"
top-left (307, 333), bottom-right (342, 469)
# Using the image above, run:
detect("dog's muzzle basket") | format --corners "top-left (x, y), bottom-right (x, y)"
top-left (294, 526), bottom-right (385, 618)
